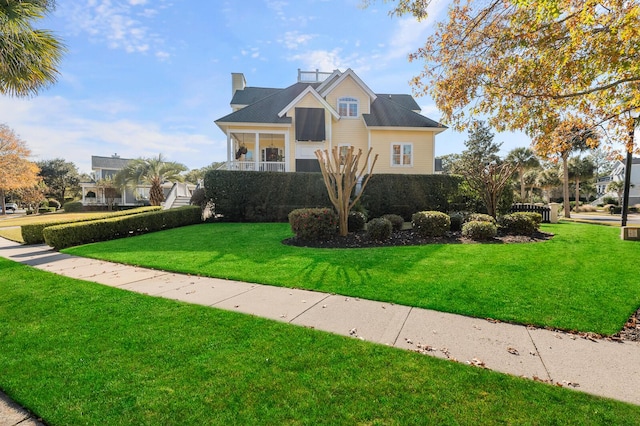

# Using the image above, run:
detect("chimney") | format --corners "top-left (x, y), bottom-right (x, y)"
top-left (231, 73), bottom-right (246, 97)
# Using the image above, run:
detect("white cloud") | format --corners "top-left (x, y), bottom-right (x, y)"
top-left (279, 31), bottom-right (315, 50)
top-left (61, 0), bottom-right (168, 59)
top-left (0, 96), bottom-right (221, 173)
top-left (288, 48), bottom-right (368, 73)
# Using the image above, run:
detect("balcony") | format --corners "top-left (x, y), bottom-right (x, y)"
top-left (223, 161), bottom-right (286, 172)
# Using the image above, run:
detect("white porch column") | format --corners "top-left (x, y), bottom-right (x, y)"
top-left (227, 130), bottom-right (232, 164)
top-left (255, 131), bottom-right (260, 169)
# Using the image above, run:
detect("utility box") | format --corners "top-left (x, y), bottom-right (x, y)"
top-left (621, 227), bottom-right (640, 241)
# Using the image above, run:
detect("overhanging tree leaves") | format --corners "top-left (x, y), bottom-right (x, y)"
top-left (0, 123), bottom-right (40, 214)
top-left (315, 146), bottom-right (378, 236)
top-left (386, 0), bottom-right (640, 147)
top-left (0, 0), bottom-right (65, 97)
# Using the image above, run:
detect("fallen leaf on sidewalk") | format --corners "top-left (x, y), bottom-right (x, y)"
top-left (467, 358), bottom-right (487, 368)
top-left (507, 347), bottom-right (519, 356)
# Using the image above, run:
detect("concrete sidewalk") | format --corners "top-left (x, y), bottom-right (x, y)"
top-left (1, 237), bottom-right (639, 420)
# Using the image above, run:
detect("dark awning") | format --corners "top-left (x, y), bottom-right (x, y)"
top-left (295, 107), bottom-right (325, 141)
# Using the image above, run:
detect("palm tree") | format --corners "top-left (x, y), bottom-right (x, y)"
top-left (115, 154), bottom-right (187, 206)
top-left (0, 0), bottom-right (65, 97)
top-left (568, 156), bottom-right (595, 210)
top-left (506, 147), bottom-right (540, 202)
top-left (536, 167), bottom-right (562, 203)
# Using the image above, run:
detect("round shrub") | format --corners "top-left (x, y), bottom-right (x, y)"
top-left (366, 217), bottom-right (393, 241)
top-left (411, 211), bottom-right (451, 237)
top-left (48, 199), bottom-right (61, 210)
top-left (348, 211), bottom-right (367, 232)
top-left (288, 208), bottom-right (338, 240)
top-left (39, 199), bottom-right (49, 208)
top-left (382, 214), bottom-right (404, 231)
top-left (465, 213), bottom-right (496, 224)
top-left (498, 212), bottom-right (538, 236)
top-left (63, 201), bottom-right (83, 212)
top-left (189, 188), bottom-right (207, 207)
top-left (462, 220), bottom-right (497, 240)
top-left (448, 212), bottom-right (465, 232)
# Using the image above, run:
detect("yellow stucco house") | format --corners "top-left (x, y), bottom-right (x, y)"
top-left (215, 69), bottom-right (446, 174)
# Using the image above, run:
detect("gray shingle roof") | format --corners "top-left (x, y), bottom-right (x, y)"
top-left (231, 87), bottom-right (282, 106)
top-left (217, 83), bottom-right (318, 124)
top-left (216, 83), bottom-right (445, 129)
top-left (363, 96), bottom-right (445, 128)
top-left (377, 94), bottom-right (421, 111)
top-left (91, 155), bottom-right (132, 170)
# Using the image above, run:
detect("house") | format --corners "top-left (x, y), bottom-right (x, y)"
top-left (595, 157), bottom-right (640, 205)
top-left (80, 155), bottom-right (194, 209)
top-left (214, 69), bottom-right (446, 174)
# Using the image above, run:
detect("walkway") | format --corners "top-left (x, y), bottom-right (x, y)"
top-left (1, 237), bottom-right (639, 423)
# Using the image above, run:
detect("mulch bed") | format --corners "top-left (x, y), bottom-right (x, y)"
top-left (283, 229), bottom-right (555, 249)
top-left (283, 229), bottom-right (640, 342)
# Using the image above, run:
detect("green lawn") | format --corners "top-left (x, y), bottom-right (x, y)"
top-left (1, 258), bottom-right (639, 425)
top-left (63, 221), bottom-right (640, 335)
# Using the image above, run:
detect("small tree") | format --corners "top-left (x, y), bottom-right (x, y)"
top-left (115, 154), bottom-right (187, 206)
top-left (315, 146), bottom-right (378, 236)
top-left (0, 124), bottom-right (41, 214)
top-left (506, 147), bottom-right (540, 202)
top-left (16, 183), bottom-right (46, 212)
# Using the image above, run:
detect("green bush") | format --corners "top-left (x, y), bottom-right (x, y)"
top-left (22, 206), bottom-right (161, 244)
top-left (466, 213), bottom-right (496, 224)
top-left (602, 196), bottom-right (618, 206)
top-left (205, 170), bottom-right (331, 222)
top-left (48, 199), bottom-right (61, 210)
top-left (449, 212), bottom-right (465, 232)
top-left (363, 174), bottom-right (462, 220)
top-left (43, 206), bottom-right (202, 250)
top-left (411, 211), bottom-right (450, 237)
top-left (381, 214), bottom-right (404, 231)
top-left (39, 199), bottom-right (49, 208)
top-left (63, 201), bottom-right (83, 212)
top-left (366, 217), bottom-right (393, 241)
top-left (189, 188), bottom-right (207, 207)
top-left (288, 208), bottom-right (338, 240)
top-left (462, 220), bottom-right (497, 240)
top-left (37, 207), bottom-right (56, 214)
top-left (498, 212), bottom-right (539, 236)
top-left (348, 211), bottom-right (367, 232)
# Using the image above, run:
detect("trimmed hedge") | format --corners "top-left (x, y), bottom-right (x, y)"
top-left (43, 206), bottom-right (202, 250)
top-left (205, 170), bottom-right (331, 222)
top-left (362, 174), bottom-right (462, 220)
top-left (288, 208), bottom-right (338, 240)
top-left (63, 201), bottom-right (83, 212)
top-left (412, 211), bottom-right (451, 237)
top-left (204, 170), bottom-right (463, 222)
top-left (22, 206), bottom-right (161, 244)
top-left (466, 213), bottom-right (496, 224)
top-left (381, 214), bottom-right (404, 231)
top-left (348, 211), bottom-right (367, 232)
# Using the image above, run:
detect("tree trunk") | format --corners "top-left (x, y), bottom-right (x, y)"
top-left (562, 154), bottom-right (571, 218)
top-left (519, 167), bottom-right (526, 201)
top-left (574, 178), bottom-right (580, 212)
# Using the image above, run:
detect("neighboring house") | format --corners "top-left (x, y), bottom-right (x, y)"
top-left (80, 155), bottom-right (193, 208)
top-left (215, 68), bottom-right (447, 174)
top-left (595, 157), bottom-right (640, 205)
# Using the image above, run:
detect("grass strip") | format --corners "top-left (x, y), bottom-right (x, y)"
top-left (1, 258), bottom-right (639, 425)
top-left (64, 221), bottom-right (640, 335)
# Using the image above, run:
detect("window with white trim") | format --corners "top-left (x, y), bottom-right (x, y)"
top-left (391, 143), bottom-right (413, 167)
top-left (338, 144), bottom-right (350, 165)
top-left (337, 97), bottom-right (358, 117)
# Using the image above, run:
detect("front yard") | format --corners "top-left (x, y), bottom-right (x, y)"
top-left (63, 221), bottom-right (640, 335)
top-left (1, 257), bottom-right (639, 425)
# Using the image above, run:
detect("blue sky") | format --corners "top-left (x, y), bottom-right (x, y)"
top-left (2, 0), bottom-right (531, 174)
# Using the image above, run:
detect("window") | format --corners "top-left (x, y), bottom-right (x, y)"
top-left (338, 97), bottom-right (358, 117)
top-left (391, 143), bottom-right (413, 167)
top-left (338, 145), bottom-right (350, 165)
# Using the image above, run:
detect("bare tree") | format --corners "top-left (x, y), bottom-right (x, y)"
top-left (315, 146), bottom-right (378, 236)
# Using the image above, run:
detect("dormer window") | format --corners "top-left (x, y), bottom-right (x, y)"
top-left (338, 97), bottom-right (358, 117)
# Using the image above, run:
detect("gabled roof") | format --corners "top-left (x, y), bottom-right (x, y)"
top-left (91, 155), bottom-right (132, 170)
top-left (217, 82), bottom-right (318, 125)
top-left (317, 68), bottom-right (377, 101)
top-left (363, 96), bottom-right (446, 130)
top-left (278, 86), bottom-right (340, 120)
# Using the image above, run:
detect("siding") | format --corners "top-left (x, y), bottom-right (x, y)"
top-left (369, 129), bottom-right (435, 174)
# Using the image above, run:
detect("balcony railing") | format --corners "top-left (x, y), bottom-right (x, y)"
top-left (224, 161), bottom-right (286, 172)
